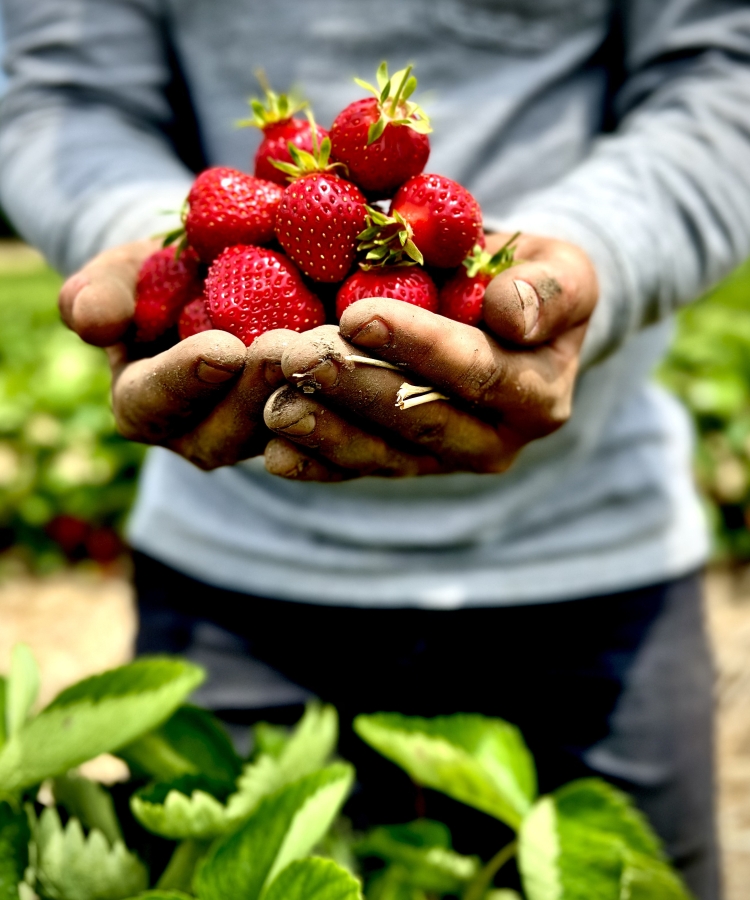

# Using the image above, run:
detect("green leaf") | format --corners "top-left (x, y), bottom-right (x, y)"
top-left (0, 678), bottom-right (6, 750)
top-left (123, 894), bottom-right (192, 900)
top-left (264, 858), bottom-right (362, 900)
top-left (156, 839), bottom-right (210, 892)
top-left (516, 798), bottom-right (562, 900)
top-left (253, 722), bottom-right (289, 760)
top-left (131, 775), bottom-right (232, 840)
top-left (0, 657), bottom-right (203, 791)
top-left (486, 892), bottom-right (523, 900)
top-left (518, 780), bottom-right (691, 900)
top-left (0, 801), bottom-right (29, 900)
top-left (31, 807), bottom-right (148, 900)
top-left (53, 773), bottom-right (122, 846)
top-left (120, 705), bottom-right (240, 785)
top-left (6, 644), bottom-right (40, 739)
top-left (355, 821), bottom-right (479, 893)
top-left (225, 702), bottom-right (337, 822)
top-left (619, 850), bottom-right (693, 900)
top-left (194, 763), bottom-right (353, 900)
top-left (354, 713), bottom-right (536, 829)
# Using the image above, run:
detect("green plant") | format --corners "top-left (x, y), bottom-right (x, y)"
top-left (0, 253), bottom-right (145, 572)
top-left (658, 257), bottom-right (750, 559)
top-left (0, 645), bottom-right (692, 899)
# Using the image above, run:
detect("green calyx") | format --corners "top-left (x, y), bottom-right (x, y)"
top-left (463, 232), bottom-right (521, 278)
top-left (271, 112), bottom-right (347, 181)
top-left (357, 206), bottom-right (423, 268)
top-left (237, 69), bottom-right (308, 130)
top-left (160, 199), bottom-right (190, 257)
top-left (354, 62), bottom-right (432, 146)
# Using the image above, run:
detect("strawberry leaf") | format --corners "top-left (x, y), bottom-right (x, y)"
top-left (119, 705), bottom-right (240, 785)
top-left (131, 775), bottom-right (232, 840)
top-left (354, 713), bottom-right (536, 830)
top-left (518, 779), bottom-right (691, 900)
top-left (30, 807), bottom-right (148, 900)
top-left (193, 763), bottom-right (354, 900)
top-left (264, 858), bottom-right (363, 900)
top-left (0, 801), bottom-right (29, 900)
top-left (0, 657), bottom-right (203, 792)
top-left (355, 821), bottom-right (479, 894)
top-left (5, 644), bottom-right (39, 740)
top-left (375, 62), bottom-right (389, 92)
top-left (53, 773), bottom-right (122, 847)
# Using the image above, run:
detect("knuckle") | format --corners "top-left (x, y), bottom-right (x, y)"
top-left (409, 406), bottom-right (450, 446)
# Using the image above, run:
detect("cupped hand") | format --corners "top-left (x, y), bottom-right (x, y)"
top-left (59, 239), bottom-right (300, 469)
top-left (262, 233), bottom-right (598, 481)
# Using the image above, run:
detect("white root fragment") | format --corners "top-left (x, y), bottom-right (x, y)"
top-left (396, 382), bottom-right (449, 410)
top-left (343, 354), bottom-right (402, 371)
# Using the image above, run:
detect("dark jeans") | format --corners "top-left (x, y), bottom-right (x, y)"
top-left (134, 552), bottom-right (719, 899)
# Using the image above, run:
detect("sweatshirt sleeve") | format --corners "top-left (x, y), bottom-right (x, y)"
top-left (0, 0), bottom-right (194, 274)
top-left (486, 0), bottom-right (750, 368)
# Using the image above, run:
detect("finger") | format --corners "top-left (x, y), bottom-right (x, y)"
top-left (168, 330), bottom-right (302, 469)
top-left (264, 385), bottom-right (442, 476)
top-left (481, 232), bottom-right (598, 346)
top-left (112, 330), bottom-right (246, 443)
top-left (264, 437), bottom-right (350, 482)
top-left (280, 326), bottom-right (518, 473)
top-left (339, 298), bottom-right (580, 435)
top-left (59, 239), bottom-right (159, 346)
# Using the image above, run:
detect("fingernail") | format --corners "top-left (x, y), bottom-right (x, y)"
top-left (349, 318), bottom-right (392, 348)
top-left (514, 280), bottom-right (540, 336)
top-left (293, 359), bottom-right (339, 391)
top-left (278, 413), bottom-right (316, 436)
top-left (197, 360), bottom-right (239, 384)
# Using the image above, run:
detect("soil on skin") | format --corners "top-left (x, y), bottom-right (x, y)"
top-left (0, 565), bottom-right (747, 896)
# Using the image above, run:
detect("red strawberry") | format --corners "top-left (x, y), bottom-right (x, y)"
top-left (273, 129), bottom-right (367, 282)
top-left (178, 295), bottom-right (214, 340)
top-left (439, 236), bottom-right (519, 326)
top-left (358, 174), bottom-right (483, 270)
top-left (205, 245), bottom-right (325, 346)
top-left (238, 80), bottom-right (328, 187)
top-left (255, 119), bottom-right (330, 185)
top-left (133, 246), bottom-right (199, 342)
top-left (330, 63), bottom-right (431, 196)
top-left (336, 266), bottom-right (438, 319)
top-left (238, 82), bottom-right (330, 186)
top-left (181, 167), bottom-right (283, 263)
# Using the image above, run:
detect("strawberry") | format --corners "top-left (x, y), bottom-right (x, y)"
top-left (358, 174), bottom-right (483, 269)
top-left (438, 236), bottom-right (519, 326)
top-left (273, 128), bottom-right (367, 282)
top-left (133, 246), bottom-right (200, 342)
top-left (336, 266), bottom-right (438, 319)
top-left (205, 245), bottom-right (325, 346)
top-left (238, 81), bottom-right (330, 186)
top-left (330, 63), bottom-right (431, 196)
top-left (174, 167), bottom-right (283, 263)
top-left (178, 295), bottom-right (214, 340)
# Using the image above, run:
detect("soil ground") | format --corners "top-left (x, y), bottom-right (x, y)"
top-left (0, 566), bottom-right (747, 897)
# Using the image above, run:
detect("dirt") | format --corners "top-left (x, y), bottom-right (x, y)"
top-left (0, 565), bottom-right (747, 897)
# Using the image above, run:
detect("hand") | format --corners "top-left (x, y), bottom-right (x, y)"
top-left (59, 240), bottom-right (299, 469)
top-left (262, 232), bottom-right (598, 481)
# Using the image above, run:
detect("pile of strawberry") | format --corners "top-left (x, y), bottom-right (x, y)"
top-left (134, 64), bottom-right (517, 348)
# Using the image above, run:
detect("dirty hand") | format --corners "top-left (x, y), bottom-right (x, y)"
top-left (263, 233), bottom-right (598, 481)
top-left (59, 239), bottom-right (299, 469)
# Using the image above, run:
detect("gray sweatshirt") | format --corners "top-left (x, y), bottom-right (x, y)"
top-left (1, 0), bottom-right (749, 606)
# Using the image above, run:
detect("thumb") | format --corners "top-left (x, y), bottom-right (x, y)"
top-left (482, 235), bottom-right (598, 346)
